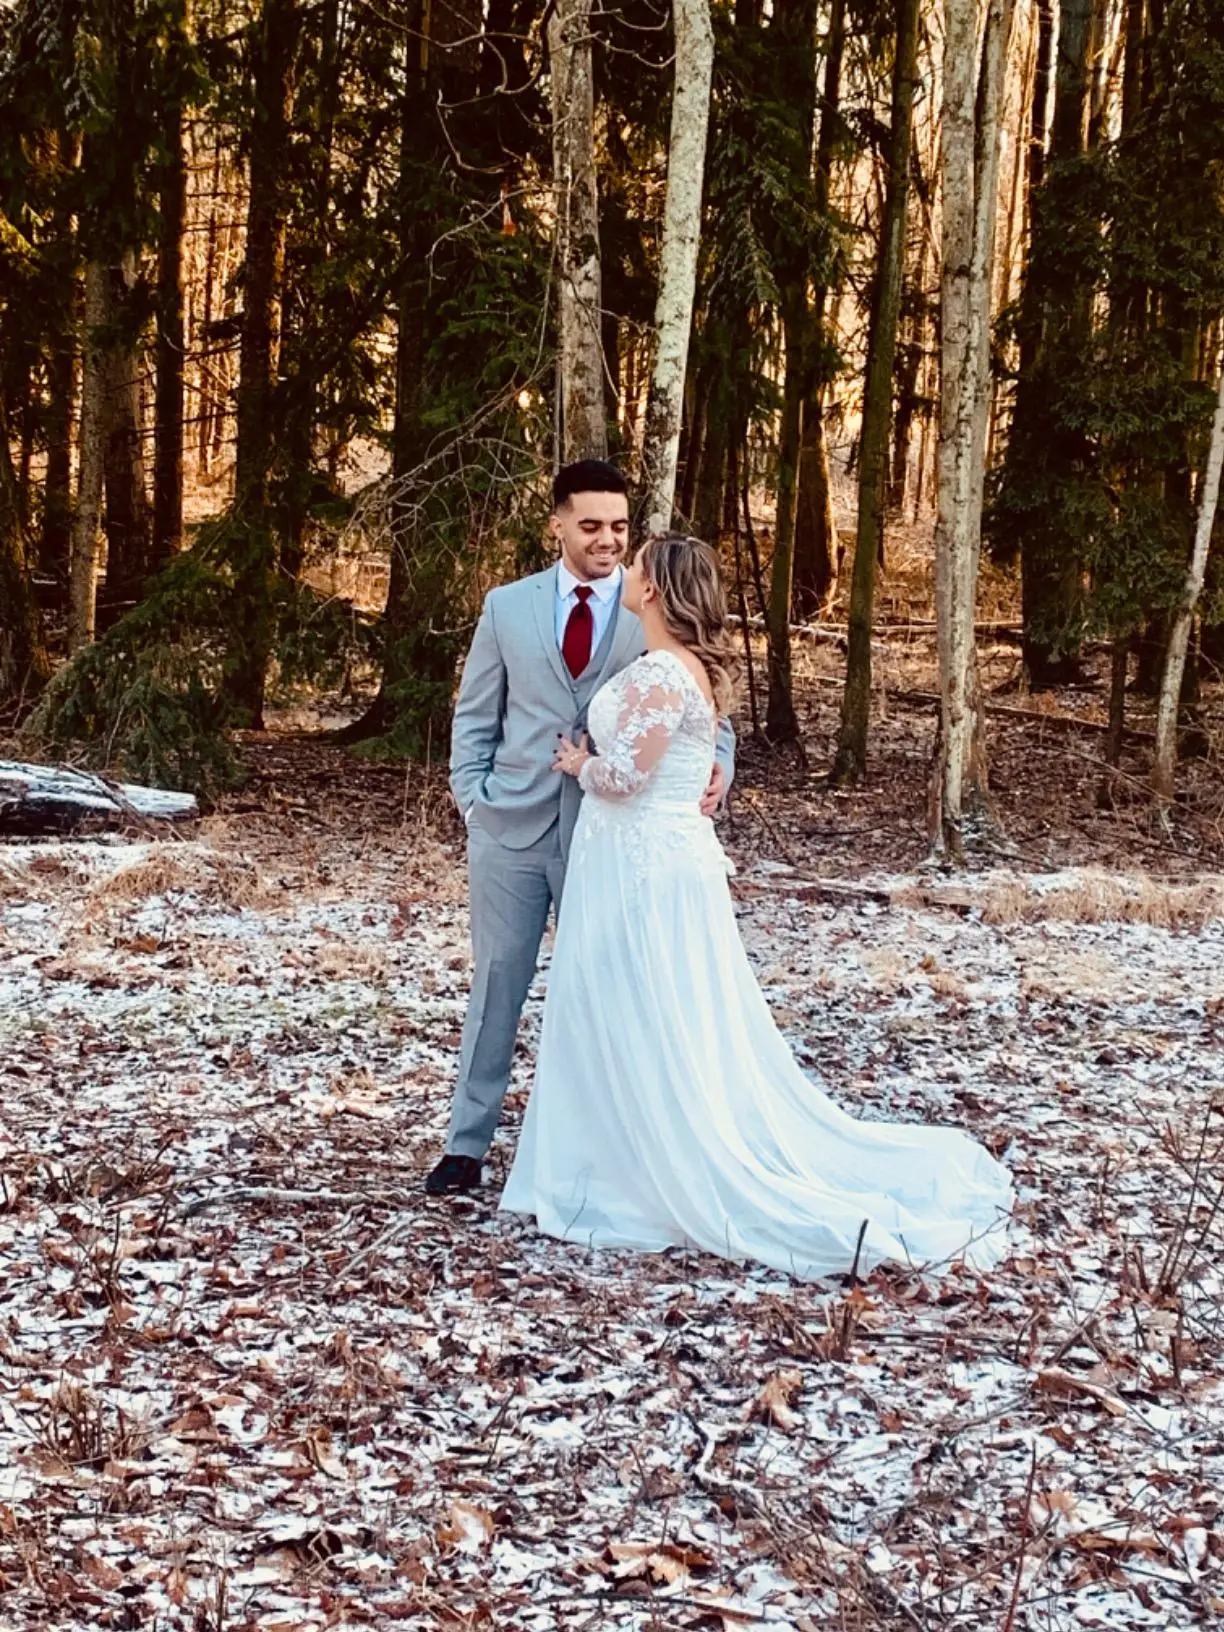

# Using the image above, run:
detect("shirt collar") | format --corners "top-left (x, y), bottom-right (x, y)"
top-left (557, 561), bottom-right (622, 603)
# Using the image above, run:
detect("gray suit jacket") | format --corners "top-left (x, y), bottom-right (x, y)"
top-left (450, 564), bottom-right (736, 855)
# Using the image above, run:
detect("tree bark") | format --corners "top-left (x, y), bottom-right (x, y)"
top-left (99, 253), bottom-right (152, 618)
top-left (549, 0), bottom-right (606, 463)
top-left (641, 0), bottom-right (715, 533)
top-left (68, 259), bottom-right (110, 653)
top-left (889, 144), bottom-right (930, 519)
top-left (692, 365), bottom-right (728, 544)
top-left (762, 0), bottom-right (818, 742)
top-left (152, 0), bottom-right (190, 569)
top-left (0, 403), bottom-right (50, 705)
top-left (833, 0), bottom-right (921, 783)
top-left (338, 0), bottom-right (482, 750)
top-left (40, 310), bottom-right (78, 586)
top-left (39, 129), bottom-right (81, 587)
top-left (226, 0), bottom-right (300, 726)
top-left (766, 288), bottom-right (807, 741)
top-left (1015, 0), bottom-right (1092, 685)
top-left (931, 0), bottom-right (1017, 860)
top-left (1152, 360), bottom-right (1224, 805)
top-left (197, 141), bottom-right (223, 476)
top-left (792, 0), bottom-right (846, 617)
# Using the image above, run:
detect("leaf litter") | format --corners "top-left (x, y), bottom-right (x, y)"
top-left (1, 814), bottom-right (1222, 1631)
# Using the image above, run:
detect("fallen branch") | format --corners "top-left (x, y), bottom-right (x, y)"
top-left (182, 1185), bottom-right (411, 1221)
top-left (731, 614), bottom-right (1022, 642)
top-left (893, 691), bottom-right (1157, 743)
top-left (734, 874), bottom-right (979, 915)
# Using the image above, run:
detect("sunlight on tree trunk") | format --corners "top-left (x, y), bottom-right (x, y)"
top-left (100, 254), bottom-right (152, 615)
top-left (68, 260), bottom-right (109, 654)
top-left (641, 0), bottom-right (715, 534)
top-left (1152, 360), bottom-right (1224, 809)
top-left (833, 0), bottom-right (921, 784)
top-left (931, 0), bottom-right (1016, 862)
top-left (549, 0), bottom-right (606, 464)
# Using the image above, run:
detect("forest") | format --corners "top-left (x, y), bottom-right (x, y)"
top-left (2, 5), bottom-right (1224, 1630)
top-left (1, 0), bottom-right (1223, 856)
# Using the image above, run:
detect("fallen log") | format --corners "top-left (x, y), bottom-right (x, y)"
top-left (730, 614), bottom-right (1024, 643)
top-left (0, 761), bottom-right (199, 835)
top-left (892, 690), bottom-right (1157, 744)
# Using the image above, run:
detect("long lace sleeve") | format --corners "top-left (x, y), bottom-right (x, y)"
top-left (578, 676), bottom-right (687, 800)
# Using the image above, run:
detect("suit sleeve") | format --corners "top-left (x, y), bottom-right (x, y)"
top-left (449, 593), bottom-right (507, 815)
top-left (714, 712), bottom-right (736, 793)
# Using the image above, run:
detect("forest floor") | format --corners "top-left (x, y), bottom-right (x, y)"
top-left (2, 631), bottom-right (1223, 1632)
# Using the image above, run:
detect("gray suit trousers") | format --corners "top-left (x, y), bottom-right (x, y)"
top-left (445, 821), bottom-right (567, 1158)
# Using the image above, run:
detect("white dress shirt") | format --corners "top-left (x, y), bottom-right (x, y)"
top-left (555, 562), bottom-right (623, 658)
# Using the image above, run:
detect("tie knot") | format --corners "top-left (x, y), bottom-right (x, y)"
top-left (574, 585), bottom-right (594, 603)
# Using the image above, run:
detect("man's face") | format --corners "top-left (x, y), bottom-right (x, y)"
top-left (551, 490), bottom-right (630, 582)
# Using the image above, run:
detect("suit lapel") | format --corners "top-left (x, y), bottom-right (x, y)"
top-left (582, 591), bottom-right (625, 695)
top-left (534, 566), bottom-right (576, 696)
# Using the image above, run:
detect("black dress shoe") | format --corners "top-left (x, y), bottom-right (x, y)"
top-left (425, 1154), bottom-right (483, 1195)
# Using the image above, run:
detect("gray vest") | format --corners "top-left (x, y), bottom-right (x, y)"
top-left (449, 566), bottom-right (645, 855)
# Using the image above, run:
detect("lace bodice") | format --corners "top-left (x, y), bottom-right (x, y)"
top-left (579, 649), bottom-right (716, 806)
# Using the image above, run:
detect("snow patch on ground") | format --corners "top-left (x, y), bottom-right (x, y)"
top-left (0, 837), bottom-right (1221, 1628)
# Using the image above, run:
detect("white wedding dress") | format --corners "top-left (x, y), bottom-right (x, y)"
top-left (500, 649), bottom-right (1013, 1279)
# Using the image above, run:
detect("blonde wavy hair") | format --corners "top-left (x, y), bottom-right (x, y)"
top-left (636, 531), bottom-right (740, 713)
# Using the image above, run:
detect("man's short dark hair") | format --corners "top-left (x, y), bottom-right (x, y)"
top-left (552, 459), bottom-right (629, 510)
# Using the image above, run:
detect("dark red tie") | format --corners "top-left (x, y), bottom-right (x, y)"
top-left (562, 585), bottom-right (594, 678)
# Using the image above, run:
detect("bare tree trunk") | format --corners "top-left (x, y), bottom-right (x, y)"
top-left (889, 148), bottom-right (930, 518)
top-left (0, 402), bottom-right (50, 705)
top-left (339, 0), bottom-right (482, 750)
top-left (792, 0), bottom-right (847, 616)
top-left (641, 0), bottom-right (715, 533)
top-left (766, 289), bottom-right (807, 741)
top-left (1015, 0), bottom-right (1092, 685)
top-left (931, 0), bottom-right (1016, 861)
top-left (833, 0), bottom-right (921, 783)
top-left (40, 311), bottom-right (78, 586)
top-left (1104, 637), bottom-right (1129, 767)
top-left (68, 260), bottom-right (110, 653)
top-left (692, 373), bottom-right (728, 544)
top-left (39, 130), bottom-right (80, 587)
top-left (226, 0), bottom-right (300, 727)
top-left (99, 254), bottom-right (152, 617)
top-left (724, 436), bottom-right (761, 738)
top-left (153, 0), bottom-right (190, 568)
top-left (1152, 361), bottom-right (1224, 806)
top-left (197, 142), bottom-right (222, 477)
top-left (762, 0), bottom-right (818, 741)
top-left (549, 0), bottom-right (606, 463)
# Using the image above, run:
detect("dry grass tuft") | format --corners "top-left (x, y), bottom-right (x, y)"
top-left (978, 869), bottom-right (1224, 929)
top-left (89, 846), bottom-right (272, 911)
top-left (311, 942), bottom-right (389, 982)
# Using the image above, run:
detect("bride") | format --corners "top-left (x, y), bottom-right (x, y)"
top-left (500, 532), bottom-right (1012, 1279)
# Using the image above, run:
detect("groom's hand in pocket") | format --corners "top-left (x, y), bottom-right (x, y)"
top-left (700, 762), bottom-right (726, 817)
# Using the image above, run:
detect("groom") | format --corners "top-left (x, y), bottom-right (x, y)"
top-left (426, 460), bottom-right (736, 1195)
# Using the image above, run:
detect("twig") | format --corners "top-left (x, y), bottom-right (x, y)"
top-left (327, 1212), bottom-right (417, 1285)
top-left (1002, 1444), bottom-right (1039, 1632)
